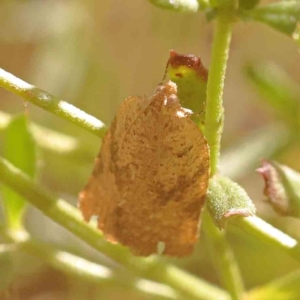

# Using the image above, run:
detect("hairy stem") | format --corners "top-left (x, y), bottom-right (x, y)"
top-left (203, 12), bottom-right (243, 299)
top-left (0, 156), bottom-right (229, 300)
top-left (0, 68), bottom-right (107, 137)
top-left (204, 16), bottom-right (233, 176)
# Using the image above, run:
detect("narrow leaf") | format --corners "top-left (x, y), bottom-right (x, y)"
top-left (242, 1), bottom-right (300, 35)
top-left (207, 176), bottom-right (256, 229)
top-left (246, 62), bottom-right (300, 126)
top-left (257, 160), bottom-right (300, 217)
top-left (2, 114), bottom-right (37, 229)
top-left (148, 0), bottom-right (200, 12)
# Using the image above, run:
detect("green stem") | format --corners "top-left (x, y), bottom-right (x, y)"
top-left (203, 12), bottom-right (242, 299)
top-left (204, 15), bottom-right (233, 176)
top-left (232, 216), bottom-right (300, 262)
top-left (203, 210), bottom-right (244, 300)
top-left (2, 230), bottom-right (178, 300)
top-left (0, 68), bottom-right (107, 138)
top-left (0, 156), bottom-right (229, 300)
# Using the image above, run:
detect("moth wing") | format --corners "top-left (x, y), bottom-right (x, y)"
top-left (79, 95), bottom-right (148, 240)
top-left (111, 100), bottom-right (209, 256)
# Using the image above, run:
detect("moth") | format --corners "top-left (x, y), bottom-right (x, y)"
top-left (79, 80), bottom-right (209, 256)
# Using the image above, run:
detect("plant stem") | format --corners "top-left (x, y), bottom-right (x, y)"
top-left (203, 12), bottom-right (242, 299)
top-left (0, 156), bottom-right (229, 300)
top-left (204, 15), bottom-right (233, 176)
top-left (203, 210), bottom-right (244, 300)
top-left (0, 68), bottom-right (107, 138)
top-left (232, 216), bottom-right (300, 262)
top-left (2, 230), bottom-right (178, 300)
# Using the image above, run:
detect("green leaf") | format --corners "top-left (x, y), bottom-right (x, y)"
top-left (148, 0), bottom-right (200, 12)
top-left (167, 50), bottom-right (208, 125)
top-left (242, 1), bottom-right (300, 35)
top-left (207, 176), bottom-right (256, 228)
top-left (258, 160), bottom-right (300, 218)
top-left (245, 62), bottom-right (300, 126)
top-left (2, 114), bottom-right (37, 229)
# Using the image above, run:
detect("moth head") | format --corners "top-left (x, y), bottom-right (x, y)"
top-left (154, 80), bottom-right (179, 108)
top-left (164, 80), bottom-right (177, 96)
top-left (154, 80), bottom-right (177, 96)
top-left (154, 84), bottom-right (165, 94)
top-left (165, 94), bottom-right (180, 108)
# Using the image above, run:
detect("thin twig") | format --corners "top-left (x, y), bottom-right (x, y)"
top-left (0, 68), bottom-right (107, 137)
top-left (203, 12), bottom-right (244, 300)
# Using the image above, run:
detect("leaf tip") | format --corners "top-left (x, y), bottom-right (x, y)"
top-left (257, 159), bottom-right (299, 216)
top-left (168, 50), bottom-right (208, 81)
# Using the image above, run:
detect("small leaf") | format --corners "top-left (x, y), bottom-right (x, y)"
top-left (167, 50), bottom-right (208, 125)
top-left (207, 176), bottom-right (256, 229)
top-left (245, 62), bottom-right (300, 126)
top-left (148, 0), bottom-right (200, 12)
top-left (257, 160), bottom-right (300, 217)
top-left (242, 1), bottom-right (300, 35)
top-left (2, 114), bottom-right (37, 229)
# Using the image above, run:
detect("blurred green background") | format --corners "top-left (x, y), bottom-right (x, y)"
top-left (0, 0), bottom-right (300, 299)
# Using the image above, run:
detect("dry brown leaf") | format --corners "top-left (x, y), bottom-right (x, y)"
top-left (79, 81), bottom-right (209, 257)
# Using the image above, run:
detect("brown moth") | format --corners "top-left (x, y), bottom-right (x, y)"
top-left (79, 80), bottom-right (209, 257)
